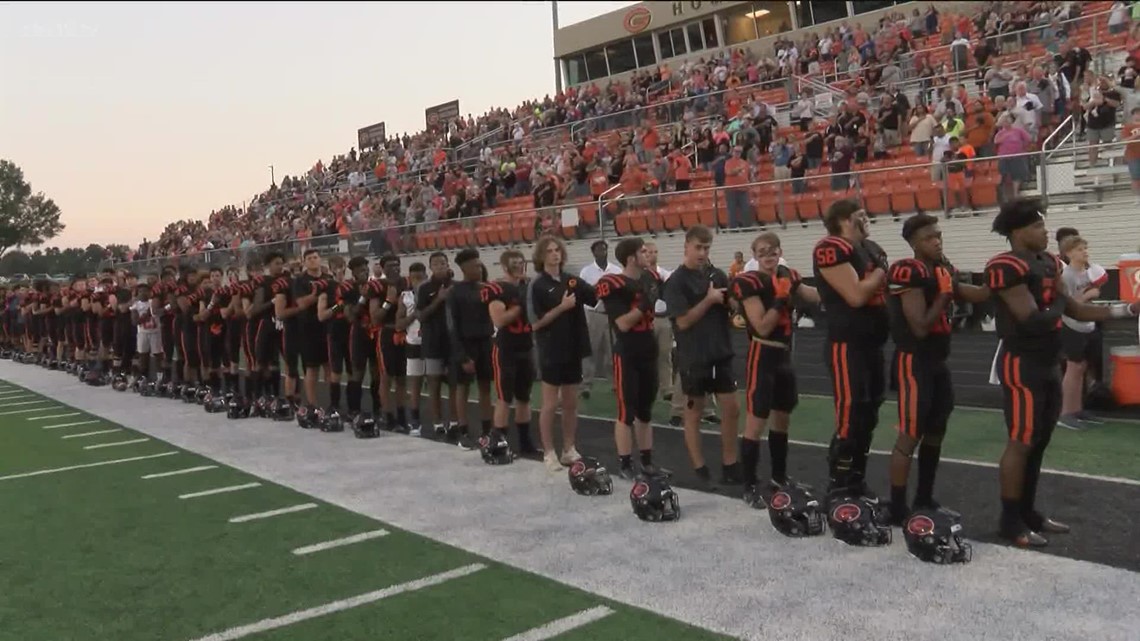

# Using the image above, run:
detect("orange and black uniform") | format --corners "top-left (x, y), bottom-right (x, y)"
top-left (200, 284), bottom-right (228, 370)
top-left (253, 275), bottom-right (282, 368)
top-left (375, 277), bottom-right (410, 377)
top-left (731, 265), bottom-right (801, 420)
top-left (293, 272), bottom-right (327, 369)
top-left (153, 282), bottom-right (176, 359)
top-left (327, 279), bottom-right (354, 376)
top-left (348, 279), bottom-right (383, 375)
top-left (597, 272), bottom-right (659, 425)
top-left (811, 235), bottom-right (889, 491)
top-left (887, 258), bottom-right (956, 439)
top-left (985, 251), bottom-right (1065, 447)
top-left (481, 279), bottom-right (534, 403)
top-left (113, 285), bottom-right (135, 367)
top-left (272, 274), bottom-right (301, 377)
top-left (181, 285), bottom-right (204, 369)
top-left (238, 276), bottom-right (264, 369)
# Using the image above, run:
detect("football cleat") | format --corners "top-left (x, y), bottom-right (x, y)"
top-left (904, 507), bottom-right (971, 564)
top-left (111, 374), bottom-right (130, 392)
top-left (568, 457), bottom-right (614, 496)
top-left (630, 473), bottom-right (680, 522)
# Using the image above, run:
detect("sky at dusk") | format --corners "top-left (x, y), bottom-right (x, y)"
top-left (1, 1), bottom-right (636, 250)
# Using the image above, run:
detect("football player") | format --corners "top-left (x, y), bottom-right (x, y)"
top-left (528, 235), bottom-right (597, 472)
top-left (345, 256), bottom-right (382, 418)
top-left (293, 249), bottom-right (328, 415)
top-left (732, 232), bottom-right (820, 507)
top-left (318, 256), bottom-right (352, 415)
top-left (445, 248), bottom-right (494, 449)
top-left (886, 214), bottom-right (989, 524)
top-left (272, 254), bottom-right (306, 407)
top-left (238, 260), bottom-right (267, 401)
top-left (251, 252), bottom-right (286, 401)
top-left (985, 198), bottom-right (1138, 547)
top-left (482, 250), bottom-right (538, 454)
top-left (596, 238), bottom-right (663, 480)
top-left (370, 254), bottom-right (408, 430)
top-left (395, 262), bottom-right (427, 435)
top-left (812, 199), bottom-right (889, 500)
top-left (416, 252), bottom-right (455, 437)
top-left (131, 281), bottom-right (163, 381)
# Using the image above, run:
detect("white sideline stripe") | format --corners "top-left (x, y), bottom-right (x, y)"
top-left (291, 529), bottom-right (390, 555)
top-left (0, 452), bottom-right (178, 481)
top-left (577, 411), bottom-right (1140, 488)
top-left (0, 400), bottom-right (48, 408)
top-left (61, 428), bottom-right (122, 439)
top-left (142, 465), bottom-right (217, 479)
top-left (28, 412), bottom-right (81, 421)
top-left (0, 388), bottom-right (27, 395)
top-left (82, 438), bottom-right (149, 450)
top-left (500, 606), bottom-right (616, 641)
top-left (179, 483), bottom-right (262, 499)
top-left (228, 503), bottom-right (318, 523)
top-left (42, 420), bottom-right (100, 430)
top-left (0, 393), bottom-right (30, 400)
top-left (187, 563), bottom-right (486, 641)
top-left (0, 406), bottom-right (59, 415)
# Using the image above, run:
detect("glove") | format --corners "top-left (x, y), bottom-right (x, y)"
top-left (773, 276), bottom-right (793, 301)
top-left (935, 266), bottom-right (954, 296)
top-left (273, 318), bottom-right (285, 331)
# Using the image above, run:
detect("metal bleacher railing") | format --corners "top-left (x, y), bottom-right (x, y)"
top-left (108, 138), bottom-right (1132, 275)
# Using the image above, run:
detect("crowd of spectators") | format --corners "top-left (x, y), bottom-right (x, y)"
top-left (127, 1), bottom-right (1135, 265)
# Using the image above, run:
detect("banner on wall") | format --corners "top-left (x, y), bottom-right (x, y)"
top-left (424, 99), bottom-right (460, 131)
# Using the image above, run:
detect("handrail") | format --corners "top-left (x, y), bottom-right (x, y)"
top-left (1042, 114), bottom-right (1077, 159)
top-left (113, 137), bottom-right (1135, 272)
top-left (598, 183), bottom-right (624, 240)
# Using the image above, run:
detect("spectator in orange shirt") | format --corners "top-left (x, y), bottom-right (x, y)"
top-left (669, 148), bottom-right (692, 191)
top-left (723, 146), bottom-right (751, 229)
top-left (728, 251), bottom-right (745, 277)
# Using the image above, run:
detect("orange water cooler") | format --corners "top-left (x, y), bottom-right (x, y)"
top-left (1111, 254), bottom-right (1140, 406)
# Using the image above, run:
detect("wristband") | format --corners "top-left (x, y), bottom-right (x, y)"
top-left (1109, 302), bottom-right (1136, 319)
top-left (383, 301), bottom-right (393, 311)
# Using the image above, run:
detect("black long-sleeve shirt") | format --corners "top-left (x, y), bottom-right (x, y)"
top-left (445, 279), bottom-right (493, 362)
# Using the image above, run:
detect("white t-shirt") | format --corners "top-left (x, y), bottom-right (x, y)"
top-left (743, 257), bottom-right (790, 272)
top-left (401, 288), bottom-right (421, 345)
top-left (580, 261), bottom-right (621, 311)
top-left (1061, 263), bottom-right (1108, 333)
top-left (651, 265), bottom-right (672, 315)
top-left (132, 300), bottom-right (159, 333)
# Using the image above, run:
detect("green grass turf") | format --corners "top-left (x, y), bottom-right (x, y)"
top-left (0, 381), bottom-right (731, 641)
top-left (565, 385), bottom-right (1140, 482)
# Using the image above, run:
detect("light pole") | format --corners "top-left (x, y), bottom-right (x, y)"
top-left (269, 164), bottom-right (275, 187)
top-left (552, 0), bottom-right (562, 93)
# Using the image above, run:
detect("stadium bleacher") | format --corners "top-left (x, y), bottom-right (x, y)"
top-left (115, 1), bottom-right (1138, 278)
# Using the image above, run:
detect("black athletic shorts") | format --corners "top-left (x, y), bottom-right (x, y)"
top-left (225, 319), bottom-right (243, 368)
top-left (492, 345), bottom-right (534, 404)
top-left (326, 322), bottom-right (351, 377)
top-left (161, 317), bottom-right (175, 358)
top-left (254, 317), bottom-right (281, 369)
top-left (614, 351), bottom-right (657, 425)
top-left (379, 327), bottom-right (407, 378)
top-left (349, 324), bottom-right (378, 377)
top-left (85, 318), bottom-right (99, 350)
top-left (453, 337), bottom-right (493, 385)
top-left (825, 340), bottom-right (886, 440)
top-left (243, 318), bottom-right (258, 370)
top-left (540, 359), bottom-right (582, 386)
top-left (744, 341), bottom-right (798, 419)
top-left (997, 349), bottom-right (1061, 447)
top-left (280, 321), bottom-right (301, 377)
top-left (1060, 326), bottom-right (1097, 364)
top-left (680, 356), bottom-right (737, 397)
top-left (201, 322), bottom-right (225, 370)
top-left (118, 323), bottom-right (137, 365)
top-left (98, 317), bottom-right (115, 349)
top-left (72, 317), bottom-right (88, 351)
top-left (893, 350), bottom-right (953, 439)
top-left (299, 320), bottom-right (327, 369)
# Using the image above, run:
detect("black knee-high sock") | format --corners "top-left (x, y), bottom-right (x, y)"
top-left (347, 381), bottom-right (363, 413)
top-left (639, 449), bottom-right (653, 467)
top-left (768, 431), bottom-right (789, 483)
top-left (740, 437), bottom-right (761, 486)
top-left (915, 443), bottom-right (942, 506)
top-left (209, 372), bottom-right (221, 392)
top-left (480, 419), bottom-right (491, 437)
top-left (397, 406), bottom-right (407, 426)
top-left (329, 382), bottom-right (341, 410)
top-left (516, 421), bottom-right (533, 447)
top-left (270, 371), bottom-right (281, 397)
top-left (368, 381), bottom-right (380, 414)
top-left (1020, 441), bottom-right (1047, 519)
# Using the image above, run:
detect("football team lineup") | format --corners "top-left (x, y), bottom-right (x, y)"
top-left (3, 197), bottom-right (1140, 639)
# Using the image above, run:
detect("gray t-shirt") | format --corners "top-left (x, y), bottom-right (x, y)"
top-left (1060, 263), bottom-right (1108, 333)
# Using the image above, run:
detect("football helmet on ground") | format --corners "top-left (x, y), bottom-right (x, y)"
top-left (568, 457), bottom-right (613, 496)
top-left (904, 508), bottom-right (972, 564)
top-left (630, 473), bottom-right (680, 522)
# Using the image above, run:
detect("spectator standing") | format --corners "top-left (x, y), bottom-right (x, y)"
top-left (578, 240), bottom-right (621, 400)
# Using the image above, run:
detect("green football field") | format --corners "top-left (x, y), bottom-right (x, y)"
top-left (0, 381), bottom-right (731, 641)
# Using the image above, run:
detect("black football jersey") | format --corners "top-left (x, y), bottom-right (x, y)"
top-left (731, 265), bottom-right (802, 345)
top-left (887, 258), bottom-right (954, 361)
top-left (985, 250), bottom-right (1064, 363)
top-left (481, 279), bottom-right (532, 352)
top-left (812, 235), bottom-right (889, 345)
top-left (596, 273), bottom-right (656, 357)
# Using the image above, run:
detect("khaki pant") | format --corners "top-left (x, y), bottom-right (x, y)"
top-left (653, 317), bottom-right (675, 400)
top-left (582, 308), bottom-right (612, 390)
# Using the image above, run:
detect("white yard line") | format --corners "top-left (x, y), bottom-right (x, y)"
top-left (228, 503), bottom-right (318, 523)
top-left (578, 412), bottom-right (1140, 487)
top-left (500, 606), bottom-right (616, 641)
top-left (142, 465), bottom-right (217, 479)
top-left (82, 438), bottom-right (149, 450)
top-left (178, 483), bottom-right (262, 500)
top-left (27, 412), bottom-right (81, 421)
top-left (61, 428), bottom-right (122, 440)
top-left (42, 420), bottom-right (101, 430)
top-left (0, 452), bottom-right (179, 481)
top-left (291, 529), bottom-right (390, 556)
top-left (0, 388), bottom-right (27, 395)
top-left (0, 400), bottom-right (48, 408)
top-left (0, 406), bottom-right (59, 416)
top-left (186, 563), bottom-right (486, 641)
top-left (0, 393), bottom-right (30, 401)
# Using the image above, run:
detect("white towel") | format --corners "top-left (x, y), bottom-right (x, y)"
top-left (988, 339), bottom-right (1003, 386)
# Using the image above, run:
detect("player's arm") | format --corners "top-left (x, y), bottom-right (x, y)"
top-left (316, 290), bottom-right (336, 322)
top-left (273, 291), bottom-right (293, 319)
top-left (601, 279), bottom-right (644, 333)
top-left (395, 296), bottom-right (417, 330)
top-left (194, 298), bottom-right (208, 322)
top-left (371, 283), bottom-right (397, 325)
top-left (1062, 297), bottom-right (1138, 322)
top-left (898, 288), bottom-right (949, 338)
top-left (418, 285), bottom-right (448, 319)
top-left (176, 291), bottom-right (191, 314)
top-left (987, 260), bottom-right (1065, 333)
top-left (296, 282), bottom-right (318, 310)
top-left (529, 282), bottom-right (575, 330)
top-left (815, 239), bottom-right (884, 307)
top-left (669, 280), bottom-right (724, 331)
top-left (955, 283), bottom-right (990, 304)
top-left (220, 294), bottom-right (234, 319)
top-left (794, 283), bottom-right (820, 306)
top-left (249, 286), bottom-right (271, 318)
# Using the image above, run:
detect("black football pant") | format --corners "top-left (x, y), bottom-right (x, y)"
top-left (825, 340), bottom-right (885, 492)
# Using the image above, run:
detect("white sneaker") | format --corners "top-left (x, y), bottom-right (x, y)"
top-left (559, 447), bottom-right (582, 466)
top-left (544, 453), bottom-right (563, 473)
